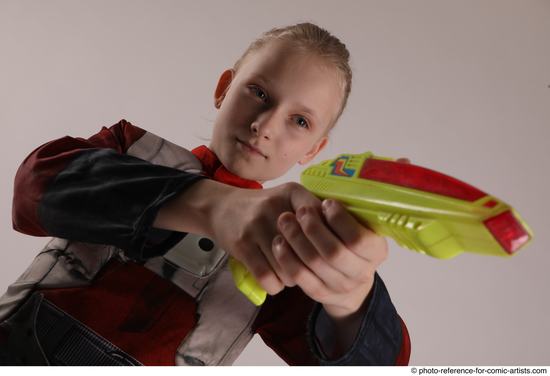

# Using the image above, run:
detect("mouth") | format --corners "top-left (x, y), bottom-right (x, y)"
top-left (237, 138), bottom-right (267, 158)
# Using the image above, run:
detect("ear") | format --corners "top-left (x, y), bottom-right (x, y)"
top-left (214, 69), bottom-right (235, 109)
top-left (298, 136), bottom-right (329, 165)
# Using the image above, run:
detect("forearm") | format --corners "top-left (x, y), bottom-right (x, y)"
top-left (315, 284), bottom-right (374, 359)
top-left (153, 178), bottom-right (237, 237)
top-left (310, 273), bottom-right (409, 365)
top-left (33, 149), bottom-right (204, 258)
top-left (12, 119), bottom-right (224, 260)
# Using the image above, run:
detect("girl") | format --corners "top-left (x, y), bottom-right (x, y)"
top-left (1, 23), bottom-right (410, 366)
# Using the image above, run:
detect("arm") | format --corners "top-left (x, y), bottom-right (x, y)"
top-left (309, 273), bottom-right (411, 365)
top-left (254, 190), bottom-right (411, 365)
top-left (252, 274), bottom-right (411, 366)
top-left (12, 119), bottom-right (206, 260)
top-left (13, 122), bottom-right (314, 294)
top-left (13, 123), bottom-right (307, 295)
top-left (165, 153), bottom-right (409, 364)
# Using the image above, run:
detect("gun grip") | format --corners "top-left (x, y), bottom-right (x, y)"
top-left (228, 257), bottom-right (267, 306)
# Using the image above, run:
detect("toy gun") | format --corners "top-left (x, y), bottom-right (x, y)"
top-left (229, 151), bottom-right (534, 306)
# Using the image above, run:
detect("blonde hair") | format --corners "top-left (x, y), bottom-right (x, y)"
top-left (233, 22), bottom-right (352, 129)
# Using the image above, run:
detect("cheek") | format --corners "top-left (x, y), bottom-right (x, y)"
top-left (225, 95), bottom-right (258, 124)
top-left (279, 141), bottom-right (305, 162)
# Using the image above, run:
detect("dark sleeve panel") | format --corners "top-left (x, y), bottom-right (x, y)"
top-left (307, 273), bottom-right (410, 366)
top-left (37, 149), bottom-right (205, 260)
top-left (253, 287), bottom-right (319, 365)
top-left (254, 274), bottom-right (411, 366)
top-left (12, 119), bottom-right (146, 236)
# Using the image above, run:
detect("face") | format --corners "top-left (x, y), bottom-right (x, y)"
top-left (209, 40), bottom-right (343, 182)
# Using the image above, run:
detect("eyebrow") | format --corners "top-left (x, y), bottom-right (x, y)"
top-left (254, 74), bottom-right (273, 88)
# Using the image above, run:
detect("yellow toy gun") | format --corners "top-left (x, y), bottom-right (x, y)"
top-left (230, 152), bottom-right (534, 305)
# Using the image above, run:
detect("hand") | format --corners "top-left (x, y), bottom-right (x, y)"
top-left (208, 182), bottom-right (320, 295)
top-left (273, 198), bottom-right (388, 318)
top-left (156, 179), bottom-right (326, 296)
top-left (155, 157), bottom-right (411, 302)
top-left (272, 156), bottom-right (412, 318)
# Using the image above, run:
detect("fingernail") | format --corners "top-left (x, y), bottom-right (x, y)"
top-left (273, 235), bottom-right (284, 249)
top-left (279, 215), bottom-right (291, 230)
top-left (322, 199), bottom-right (333, 213)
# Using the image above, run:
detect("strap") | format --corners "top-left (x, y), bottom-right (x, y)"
top-left (0, 292), bottom-right (142, 366)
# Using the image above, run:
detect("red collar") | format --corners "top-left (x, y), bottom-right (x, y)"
top-left (191, 145), bottom-right (263, 189)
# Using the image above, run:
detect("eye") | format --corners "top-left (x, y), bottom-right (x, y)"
top-left (249, 86), bottom-right (268, 102)
top-left (294, 116), bottom-right (310, 129)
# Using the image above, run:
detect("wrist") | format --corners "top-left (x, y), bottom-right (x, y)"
top-left (153, 178), bottom-right (235, 236)
top-left (323, 276), bottom-right (375, 320)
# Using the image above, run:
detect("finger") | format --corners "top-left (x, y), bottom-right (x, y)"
top-left (278, 212), bottom-right (352, 292)
top-left (238, 245), bottom-right (284, 295)
top-left (272, 233), bottom-right (329, 302)
top-left (256, 224), bottom-right (295, 287)
top-left (271, 235), bottom-right (298, 287)
top-left (294, 206), bottom-right (368, 280)
top-left (321, 199), bottom-right (389, 264)
top-left (287, 183), bottom-right (323, 214)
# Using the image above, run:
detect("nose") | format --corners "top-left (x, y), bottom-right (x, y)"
top-left (250, 122), bottom-right (266, 139)
top-left (250, 110), bottom-right (277, 140)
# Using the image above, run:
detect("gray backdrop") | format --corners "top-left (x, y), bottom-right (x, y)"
top-left (1, 0), bottom-right (548, 366)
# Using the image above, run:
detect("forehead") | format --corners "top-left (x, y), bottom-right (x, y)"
top-left (237, 40), bottom-right (337, 86)
top-left (235, 40), bottom-right (343, 128)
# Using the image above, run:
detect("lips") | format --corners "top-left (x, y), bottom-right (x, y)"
top-left (237, 138), bottom-right (267, 158)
